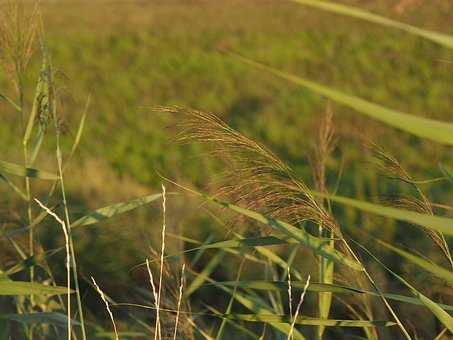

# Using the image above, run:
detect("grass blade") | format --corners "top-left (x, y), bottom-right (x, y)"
top-left (358, 242), bottom-right (453, 332)
top-left (0, 280), bottom-right (71, 296)
top-left (214, 313), bottom-right (396, 327)
top-left (0, 92), bottom-right (21, 112)
top-left (186, 250), bottom-right (226, 296)
top-left (318, 193), bottom-right (453, 236)
top-left (373, 237), bottom-right (453, 283)
top-left (169, 181), bottom-right (363, 271)
top-left (206, 280), bottom-right (453, 312)
top-left (290, 0), bottom-right (453, 49)
top-left (0, 312), bottom-right (77, 328)
top-left (231, 54), bottom-right (453, 146)
top-left (71, 193), bottom-right (162, 228)
top-left (0, 159), bottom-right (58, 180)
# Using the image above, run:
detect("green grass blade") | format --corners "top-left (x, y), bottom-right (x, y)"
top-left (174, 183), bottom-right (363, 271)
top-left (0, 280), bottom-right (71, 296)
top-left (0, 312), bottom-right (77, 328)
top-left (29, 129), bottom-right (45, 166)
top-left (231, 54), bottom-right (453, 146)
top-left (439, 164), bottom-right (453, 184)
top-left (290, 0), bottom-right (453, 49)
top-left (71, 193), bottom-right (162, 228)
top-left (318, 234), bottom-right (334, 339)
top-left (359, 243), bottom-right (453, 332)
top-left (317, 193), bottom-right (453, 236)
top-left (186, 250), bottom-right (226, 296)
top-left (373, 237), bottom-right (453, 283)
top-left (0, 160), bottom-right (58, 180)
top-left (215, 313), bottom-right (396, 327)
top-left (0, 171), bottom-right (28, 201)
top-left (0, 92), bottom-right (21, 111)
top-left (206, 280), bottom-right (453, 312)
top-left (205, 305), bottom-right (259, 340)
top-left (213, 280), bottom-right (306, 339)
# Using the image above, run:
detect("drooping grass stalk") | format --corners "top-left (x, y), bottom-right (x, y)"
top-left (146, 257), bottom-right (159, 337)
top-left (287, 274), bottom-right (310, 340)
top-left (91, 277), bottom-right (118, 340)
top-left (34, 199), bottom-right (71, 340)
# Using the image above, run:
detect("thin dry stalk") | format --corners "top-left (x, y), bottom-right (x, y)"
top-left (173, 263), bottom-right (186, 340)
top-left (287, 267), bottom-right (293, 320)
top-left (155, 184), bottom-right (167, 340)
top-left (34, 198), bottom-right (71, 340)
top-left (146, 258), bottom-right (159, 309)
top-left (91, 277), bottom-right (118, 340)
top-left (287, 275), bottom-right (310, 340)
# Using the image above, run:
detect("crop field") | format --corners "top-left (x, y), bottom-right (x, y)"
top-left (0, 0), bottom-right (452, 339)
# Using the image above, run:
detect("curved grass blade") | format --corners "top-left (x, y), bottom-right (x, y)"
top-left (0, 280), bottom-right (71, 296)
top-left (0, 171), bottom-right (28, 201)
top-left (186, 250), bottom-right (226, 296)
top-left (71, 193), bottom-right (162, 228)
top-left (373, 237), bottom-right (453, 283)
top-left (216, 313), bottom-right (396, 327)
top-left (162, 233), bottom-right (265, 265)
top-left (317, 193), bottom-right (453, 236)
top-left (439, 164), bottom-right (453, 184)
top-left (290, 0), bottom-right (453, 49)
top-left (213, 279), bottom-right (306, 339)
top-left (358, 242), bottom-right (453, 332)
top-left (0, 160), bottom-right (58, 180)
top-left (0, 92), bottom-right (21, 112)
top-left (206, 280), bottom-right (453, 312)
top-left (231, 54), bottom-right (453, 146)
top-left (205, 305), bottom-right (259, 340)
top-left (170, 182), bottom-right (363, 271)
top-left (0, 312), bottom-right (77, 328)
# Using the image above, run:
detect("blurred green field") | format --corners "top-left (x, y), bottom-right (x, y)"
top-left (1, 1), bottom-right (453, 338)
top-left (2, 0), bottom-right (453, 189)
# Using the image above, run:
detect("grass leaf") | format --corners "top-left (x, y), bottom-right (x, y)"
top-left (0, 280), bottom-right (72, 296)
top-left (0, 160), bottom-right (58, 180)
top-left (290, 0), bottom-right (453, 49)
top-left (318, 193), bottom-right (453, 236)
top-left (231, 54), bottom-right (453, 146)
top-left (71, 193), bottom-right (162, 228)
top-left (0, 312), bottom-right (77, 328)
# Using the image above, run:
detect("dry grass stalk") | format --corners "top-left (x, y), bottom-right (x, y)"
top-left (146, 258), bottom-right (159, 311)
top-left (34, 198), bottom-right (71, 340)
top-left (287, 267), bottom-right (293, 320)
top-left (287, 274), bottom-right (310, 340)
top-left (173, 263), bottom-right (186, 340)
top-left (91, 277), bottom-right (118, 340)
top-left (162, 106), bottom-right (339, 236)
top-left (154, 184), bottom-right (167, 339)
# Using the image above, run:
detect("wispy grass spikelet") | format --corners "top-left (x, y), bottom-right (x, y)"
top-left (160, 106), bottom-right (339, 236)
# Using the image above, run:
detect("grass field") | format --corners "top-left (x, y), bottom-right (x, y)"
top-left (0, 0), bottom-right (453, 339)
